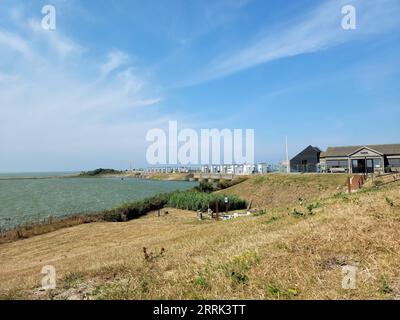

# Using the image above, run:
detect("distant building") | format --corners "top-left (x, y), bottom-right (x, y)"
top-left (201, 163), bottom-right (269, 175)
top-left (291, 143), bottom-right (400, 174)
top-left (320, 144), bottom-right (400, 174)
top-left (290, 145), bottom-right (321, 173)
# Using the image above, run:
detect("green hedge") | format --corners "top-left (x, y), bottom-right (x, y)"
top-left (103, 193), bottom-right (170, 221)
top-left (167, 191), bottom-right (247, 212)
top-left (102, 191), bottom-right (247, 222)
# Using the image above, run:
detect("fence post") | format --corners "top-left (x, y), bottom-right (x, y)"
top-left (347, 177), bottom-right (351, 194)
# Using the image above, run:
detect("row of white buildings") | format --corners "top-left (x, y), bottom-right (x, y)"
top-left (144, 163), bottom-right (270, 175)
top-left (201, 163), bottom-right (269, 175)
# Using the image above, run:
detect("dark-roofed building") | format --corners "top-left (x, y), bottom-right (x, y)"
top-left (290, 145), bottom-right (321, 173)
top-left (320, 144), bottom-right (400, 174)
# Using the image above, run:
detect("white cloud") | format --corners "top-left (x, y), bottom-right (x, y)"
top-left (192, 0), bottom-right (400, 84)
top-left (27, 19), bottom-right (84, 58)
top-left (100, 49), bottom-right (129, 77)
top-left (0, 13), bottom-right (162, 171)
top-left (0, 29), bottom-right (32, 56)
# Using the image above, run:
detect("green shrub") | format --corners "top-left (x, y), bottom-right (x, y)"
top-left (193, 181), bottom-right (215, 193)
top-left (167, 191), bottom-right (247, 212)
top-left (104, 193), bottom-right (170, 221)
top-left (216, 177), bottom-right (248, 190)
top-left (102, 191), bottom-right (247, 222)
top-left (307, 202), bottom-right (321, 215)
top-left (290, 208), bottom-right (305, 217)
top-left (102, 210), bottom-right (124, 222)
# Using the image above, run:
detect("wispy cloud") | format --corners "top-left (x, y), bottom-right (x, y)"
top-left (100, 49), bottom-right (129, 77)
top-left (0, 29), bottom-right (32, 56)
top-left (0, 7), bottom-right (163, 171)
top-left (189, 0), bottom-right (400, 85)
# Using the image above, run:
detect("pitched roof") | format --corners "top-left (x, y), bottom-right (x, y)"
top-left (320, 144), bottom-right (400, 158)
top-left (291, 145), bottom-right (321, 160)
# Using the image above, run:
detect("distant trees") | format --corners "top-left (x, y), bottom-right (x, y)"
top-left (79, 168), bottom-right (122, 176)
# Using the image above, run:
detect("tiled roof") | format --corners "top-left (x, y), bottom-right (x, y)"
top-left (320, 144), bottom-right (400, 158)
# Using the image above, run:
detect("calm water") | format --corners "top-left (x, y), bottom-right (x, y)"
top-left (0, 174), bottom-right (196, 230)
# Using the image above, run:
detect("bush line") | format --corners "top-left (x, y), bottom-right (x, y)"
top-left (103, 191), bottom-right (247, 222)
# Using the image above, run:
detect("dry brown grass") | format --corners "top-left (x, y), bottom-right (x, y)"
top-left (0, 214), bottom-right (103, 245)
top-left (218, 173), bottom-right (350, 208)
top-left (1, 178), bottom-right (400, 300)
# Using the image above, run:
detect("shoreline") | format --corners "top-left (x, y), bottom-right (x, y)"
top-left (0, 172), bottom-right (193, 181)
top-left (0, 176), bottom-right (250, 244)
top-left (0, 174), bottom-right (200, 236)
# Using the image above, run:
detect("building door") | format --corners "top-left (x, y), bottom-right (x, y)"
top-left (352, 159), bottom-right (365, 173)
top-left (301, 160), bottom-right (307, 172)
top-left (352, 159), bottom-right (375, 174)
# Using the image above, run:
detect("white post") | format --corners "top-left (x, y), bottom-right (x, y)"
top-left (286, 136), bottom-right (290, 173)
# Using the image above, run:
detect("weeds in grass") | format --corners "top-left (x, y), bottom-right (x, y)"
top-left (0, 289), bottom-right (24, 300)
top-left (193, 274), bottom-right (208, 288)
top-left (334, 192), bottom-right (346, 199)
top-left (254, 209), bottom-right (267, 216)
top-left (223, 250), bottom-right (260, 286)
top-left (385, 197), bottom-right (395, 207)
top-left (379, 276), bottom-right (393, 295)
top-left (143, 247), bottom-right (166, 262)
top-left (267, 285), bottom-right (298, 299)
top-left (92, 279), bottom-right (134, 300)
top-left (373, 180), bottom-right (384, 187)
top-left (62, 271), bottom-right (84, 289)
top-left (290, 208), bottom-right (305, 217)
top-left (252, 176), bottom-right (266, 185)
top-left (307, 202), bottom-right (321, 215)
top-left (264, 216), bottom-right (279, 224)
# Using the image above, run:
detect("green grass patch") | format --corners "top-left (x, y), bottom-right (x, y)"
top-left (223, 250), bottom-right (260, 286)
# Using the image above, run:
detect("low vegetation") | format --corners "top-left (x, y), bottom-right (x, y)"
top-left (167, 191), bottom-right (246, 212)
top-left (79, 168), bottom-right (123, 177)
top-left (103, 193), bottom-right (171, 222)
top-left (0, 214), bottom-right (103, 244)
top-left (104, 191), bottom-right (246, 221)
top-left (194, 177), bottom-right (248, 193)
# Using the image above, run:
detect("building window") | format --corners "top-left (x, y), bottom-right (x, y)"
top-left (327, 160), bottom-right (348, 168)
top-left (388, 158), bottom-right (400, 166)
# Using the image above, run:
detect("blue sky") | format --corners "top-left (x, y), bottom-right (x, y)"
top-left (0, 0), bottom-right (400, 172)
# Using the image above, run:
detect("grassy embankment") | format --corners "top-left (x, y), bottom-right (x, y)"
top-left (1, 174), bottom-right (400, 300)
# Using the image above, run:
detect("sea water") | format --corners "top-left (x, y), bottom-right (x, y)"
top-left (0, 173), bottom-right (196, 230)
